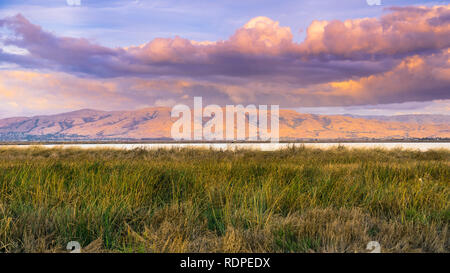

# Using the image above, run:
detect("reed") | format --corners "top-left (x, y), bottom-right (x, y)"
top-left (0, 146), bottom-right (448, 252)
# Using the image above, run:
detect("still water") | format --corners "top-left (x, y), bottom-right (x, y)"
top-left (3, 142), bottom-right (449, 151)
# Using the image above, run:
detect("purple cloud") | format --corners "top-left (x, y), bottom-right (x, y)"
top-left (0, 5), bottom-right (449, 111)
top-left (1, 6), bottom-right (449, 82)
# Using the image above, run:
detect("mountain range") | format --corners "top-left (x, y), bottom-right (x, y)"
top-left (0, 108), bottom-right (448, 141)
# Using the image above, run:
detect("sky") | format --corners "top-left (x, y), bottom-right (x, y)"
top-left (0, 0), bottom-right (449, 117)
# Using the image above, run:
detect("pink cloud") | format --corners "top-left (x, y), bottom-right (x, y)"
top-left (299, 6), bottom-right (450, 59)
top-left (1, 6), bottom-right (448, 79)
top-left (0, 5), bottom-right (449, 112)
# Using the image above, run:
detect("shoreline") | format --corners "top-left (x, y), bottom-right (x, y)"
top-left (1, 142), bottom-right (449, 151)
top-left (0, 139), bottom-right (449, 146)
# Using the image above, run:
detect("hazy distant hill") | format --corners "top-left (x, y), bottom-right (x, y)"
top-left (0, 108), bottom-right (448, 141)
top-left (347, 114), bottom-right (450, 126)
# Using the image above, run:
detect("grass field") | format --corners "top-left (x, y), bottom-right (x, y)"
top-left (0, 146), bottom-right (448, 253)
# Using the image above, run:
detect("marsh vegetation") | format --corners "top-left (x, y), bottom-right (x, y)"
top-left (0, 146), bottom-right (448, 252)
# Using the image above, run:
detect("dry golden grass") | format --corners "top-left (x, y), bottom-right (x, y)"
top-left (0, 146), bottom-right (448, 253)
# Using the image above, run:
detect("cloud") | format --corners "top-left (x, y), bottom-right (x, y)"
top-left (284, 49), bottom-right (450, 107)
top-left (296, 99), bottom-right (450, 116)
top-left (0, 13), bottom-right (121, 76)
top-left (299, 5), bottom-right (450, 60)
top-left (0, 5), bottom-right (449, 115)
top-left (1, 5), bottom-right (449, 80)
top-left (1, 47), bottom-right (448, 116)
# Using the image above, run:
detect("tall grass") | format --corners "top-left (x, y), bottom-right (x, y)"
top-left (0, 146), bottom-right (448, 252)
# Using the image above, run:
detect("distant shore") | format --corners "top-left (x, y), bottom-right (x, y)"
top-left (1, 141), bottom-right (449, 152)
top-left (1, 139), bottom-right (449, 146)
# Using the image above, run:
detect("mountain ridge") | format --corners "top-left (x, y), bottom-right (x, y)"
top-left (0, 108), bottom-right (448, 141)
top-left (344, 114), bottom-right (450, 125)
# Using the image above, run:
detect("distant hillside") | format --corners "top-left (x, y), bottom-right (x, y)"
top-left (346, 114), bottom-right (450, 126)
top-left (0, 108), bottom-right (448, 141)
